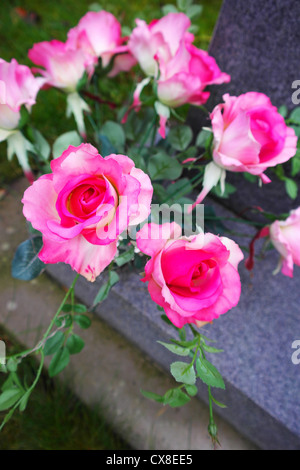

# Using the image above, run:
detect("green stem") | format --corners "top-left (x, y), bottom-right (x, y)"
top-left (7, 273), bottom-right (80, 361)
top-left (137, 115), bottom-right (157, 156)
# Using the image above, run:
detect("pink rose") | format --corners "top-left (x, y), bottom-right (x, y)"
top-left (157, 42), bottom-right (230, 109)
top-left (67, 10), bottom-right (135, 73)
top-left (269, 207), bottom-right (300, 278)
top-left (0, 58), bottom-right (44, 136)
top-left (136, 222), bottom-right (243, 328)
top-left (211, 92), bottom-right (297, 180)
top-left (22, 144), bottom-right (153, 282)
top-left (128, 13), bottom-right (229, 137)
top-left (192, 92), bottom-right (298, 208)
top-left (28, 40), bottom-right (95, 92)
top-left (128, 13), bottom-right (193, 77)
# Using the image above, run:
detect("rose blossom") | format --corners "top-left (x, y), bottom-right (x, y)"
top-left (67, 10), bottom-right (136, 75)
top-left (0, 58), bottom-right (44, 138)
top-left (127, 12), bottom-right (230, 137)
top-left (22, 144), bottom-right (153, 282)
top-left (0, 58), bottom-right (45, 182)
top-left (28, 39), bottom-right (95, 92)
top-left (211, 92), bottom-right (297, 179)
top-left (136, 222), bottom-right (243, 328)
top-left (191, 92), bottom-right (298, 208)
top-left (269, 207), bottom-right (300, 278)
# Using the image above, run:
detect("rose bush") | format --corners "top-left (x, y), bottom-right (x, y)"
top-left (2, 2), bottom-right (300, 447)
top-left (22, 143), bottom-right (153, 281)
top-left (136, 222), bottom-right (244, 328)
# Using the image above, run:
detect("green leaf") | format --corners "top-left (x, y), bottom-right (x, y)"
top-left (165, 178), bottom-right (193, 201)
top-left (98, 134), bottom-right (118, 157)
top-left (201, 343), bottom-right (223, 354)
top-left (157, 341), bottom-right (190, 356)
top-left (162, 4), bottom-right (178, 15)
top-left (0, 388), bottom-right (23, 411)
top-left (92, 271), bottom-right (120, 306)
top-left (289, 107), bottom-right (300, 125)
top-left (6, 359), bottom-right (18, 373)
top-left (184, 384), bottom-right (198, 396)
top-left (285, 178), bottom-right (298, 199)
top-left (243, 172), bottom-right (258, 183)
top-left (211, 182), bottom-right (237, 199)
top-left (88, 2), bottom-right (102, 12)
top-left (170, 361), bottom-right (196, 385)
top-left (195, 128), bottom-right (212, 149)
top-left (18, 106), bottom-right (30, 129)
top-left (171, 338), bottom-right (199, 349)
top-left (19, 390), bottom-right (31, 412)
top-left (163, 388), bottom-right (191, 407)
top-left (114, 245), bottom-right (135, 267)
top-left (186, 4), bottom-right (203, 19)
top-left (73, 304), bottom-right (87, 313)
top-left (167, 125), bottom-right (193, 151)
top-left (211, 395), bottom-right (227, 409)
top-left (148, 152), bottom-right (183, 180)
top-left (74, 314), bottom-right (92, 329)
top-left (11, 237), bottom-right (45, 281)
top-left (278, 105), bottom-right (288, 118)
top-left (32, 129), bottom-right (51, 161)
top-left (52, 131), bottom-right (82, 159)
top-left (48, 347), bottom-right (70, 377)
top-left (44, 331), bottom-right (65, 356)
top-left (292, 152), bottom-right (300, 176)
top-left (177, 0), bottom-right (193, 10)
top-left (100, 121), bottom-right (125, 152)
top-left (196, 357), bottom-right (225, 389)
top-left (140, 389), bottom-right (164, 403)
top-left (66, 334), bottom-right (85, 355)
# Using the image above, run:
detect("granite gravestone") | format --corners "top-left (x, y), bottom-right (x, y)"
top-left (188, 0), bottom-right (300, 215)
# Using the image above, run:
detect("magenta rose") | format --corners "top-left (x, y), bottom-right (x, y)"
top-left (269, 207), bottom-right (300, 278)
top-left (22, 144), bottom-right (153, 281)
top-left (136, 223), bottom-right (243, 328)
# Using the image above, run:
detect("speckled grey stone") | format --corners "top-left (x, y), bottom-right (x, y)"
top-left (188, 0), bottom-right (300, 215)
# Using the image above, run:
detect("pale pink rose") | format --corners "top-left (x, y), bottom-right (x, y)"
top-left (0, 58), bottom-right (44, 134)
top-left (128, 13), bottom-right (229, 137)
top-left (192, 92), bottom-right (298, 208)
top-left (22, 144), bottom-right (153, 281)
top-left (128, 13), bottom-right (193, 77)
top-left (67, 10), bottom-right (135, 71)
top-left (136, 222), bottom-right (243, 328)
top-left (211, 92), bottom-right (297, 179)
top-left (28, 40), bottom-right (95, 92)
top-left (269, 207), bottom-right (300, 278)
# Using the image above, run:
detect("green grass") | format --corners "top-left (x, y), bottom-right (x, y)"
top-left (0, 326), bottom-right (131, 450)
